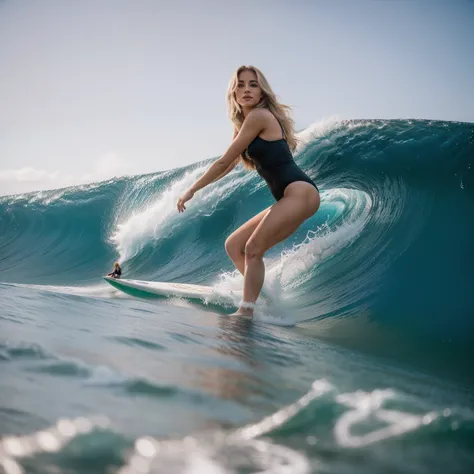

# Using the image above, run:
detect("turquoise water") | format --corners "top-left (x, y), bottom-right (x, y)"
top-left (1, 119), bottom-right (473, 473)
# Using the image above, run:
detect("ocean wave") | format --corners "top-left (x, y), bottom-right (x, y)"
top-left (0, 119), bottom-right (473, 349)
top-left (1, 378), bottom-right (472, 474)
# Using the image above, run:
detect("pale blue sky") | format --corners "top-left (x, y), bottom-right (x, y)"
top-left (1, 0), bottom-right (473, 195)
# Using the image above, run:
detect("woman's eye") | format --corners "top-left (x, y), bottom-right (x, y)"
top-left (237, 83), bottom-right (244, 88)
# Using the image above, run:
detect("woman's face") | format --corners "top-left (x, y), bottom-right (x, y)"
top-left (235, 69), bottom-right (263, 109)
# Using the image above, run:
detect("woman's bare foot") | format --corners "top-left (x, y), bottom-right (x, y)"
top-left (229, 307), bottom-right (254, 317)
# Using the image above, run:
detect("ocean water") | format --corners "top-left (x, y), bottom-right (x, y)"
top-left (1, 118), bottom-right (473, 474)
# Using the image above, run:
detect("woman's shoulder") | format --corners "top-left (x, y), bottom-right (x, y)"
top-left (247, 108), bottom-right (273, 120)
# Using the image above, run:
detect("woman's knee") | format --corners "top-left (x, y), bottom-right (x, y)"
top-left (224, 236), bottom-right (234, 256)
top-left (244, 238), bottom-right (264, 261)
top-left (225, 235), bottom-right (244, 259)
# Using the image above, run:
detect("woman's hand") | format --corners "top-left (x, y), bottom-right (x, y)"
top-left (177, 189), bottom-right (195, 213)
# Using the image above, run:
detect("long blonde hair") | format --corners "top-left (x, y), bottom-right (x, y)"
top-left (226, 65), bottom-right (298, 169)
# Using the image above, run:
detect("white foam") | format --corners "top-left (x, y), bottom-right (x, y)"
top-left (5, 282), bottom-right (124, 300)
top-left (295, 116), bottom-right (343, 153)
top-left (119, 436), bottom-right (311, 474)
top-left (110, 117), bottom-right (344, 265)
top-left (334, 388), bottom-right (439, 448)
top-left (113, 380), bottom-right (331, 473)
top-left (0, 415), bottom-right (109, 463)
top-left (110, 164), bottom-right (255, 263)
top-left (212, 188), bottom-right (371, 324)
top-left (275, 189), bottom-right (371, 287)
top-left (232, 379), bottom-right (332, 441)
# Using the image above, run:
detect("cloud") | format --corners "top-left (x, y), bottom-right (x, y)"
top-left (0, 152), bottom-right (134, 197)
top-left (0, 167), bottom-right (60, 182)
top-left (79, 152), bottom-right (133, 184)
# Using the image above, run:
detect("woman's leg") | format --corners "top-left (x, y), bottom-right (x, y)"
top-left (235, 182), bottom-right (320, 316)
top-left (224, 206), bottom-right (271, 275)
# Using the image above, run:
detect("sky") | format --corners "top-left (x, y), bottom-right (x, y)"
top-left (1, 0), bottom-right (473, 196)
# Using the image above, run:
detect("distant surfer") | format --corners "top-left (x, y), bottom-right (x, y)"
top-left (177, 65), bottom-right (320, 317)
top-left (107, 262), bottom-right (122, 279)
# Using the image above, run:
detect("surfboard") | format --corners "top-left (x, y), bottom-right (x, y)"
top-left (103, 276), bottom-right (240, 303)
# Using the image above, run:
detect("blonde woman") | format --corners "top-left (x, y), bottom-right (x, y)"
top-left (107, 262), bottom-right (122, 279)
top-left (177, 65), bottom-right (320, 317)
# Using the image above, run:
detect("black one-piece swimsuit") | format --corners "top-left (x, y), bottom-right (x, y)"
top-left (244, 124), bottom-right (318, 201)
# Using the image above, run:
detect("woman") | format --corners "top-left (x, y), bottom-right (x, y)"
top-left (177, 65), bottom-right (320, 317)
top-left (107, 262), bottom-right (122, 279)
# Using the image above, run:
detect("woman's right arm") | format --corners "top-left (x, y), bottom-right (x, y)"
top-left (189, 111), bottom-right (264, 193)
top-left (177, 110), bottom-right (266, 213)
top-left (211, 158), bottom-right (238, 183)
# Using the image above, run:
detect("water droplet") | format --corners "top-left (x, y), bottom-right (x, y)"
top-left (57, 419), bottom-right (76, 437)
top-left (135, 437), bottom-right (157, 458)
top-left (2, 437), bottom-right (25, 457)
top-left (0, 457), bottom-right (23, 474)
top-left (74, 417), bottom-right (93, 433)
top-left (129, 454), bottom-right (150, 474)
top-left (36, 432), bottom-right (60, 452)
top-left (422, 413), bottom-right (436, 425)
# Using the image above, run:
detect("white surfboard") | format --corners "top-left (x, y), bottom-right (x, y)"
top-left (103, 276), bottom-right (241, 303)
